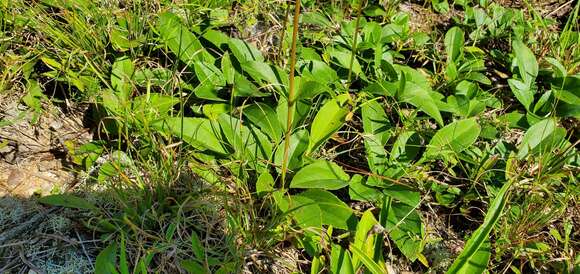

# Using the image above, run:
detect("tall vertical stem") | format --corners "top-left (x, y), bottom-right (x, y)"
top-left (280, 0), bottom-right (301, 188)
top-left (347, 0), bottom-right (365, 88)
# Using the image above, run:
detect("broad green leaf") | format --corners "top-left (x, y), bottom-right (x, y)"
top-left (446, 61), bottom-right (458, 81)
top-left (228, 37), bottom-right (264, 63)
top-left (195, 28), bottom-right (228, 48)
top-left (302, 11), bottom-right (333, 28)
top-left (215, 262), bottom-right (236, 274)
top-left (310, 256), bottom-right (323, 274)
top-left (465, 72), bottom-right (491, 86)
top-left (277, 97), bottom-right (311, 130)
top-left (517, 118), bottom-right (566, 159)
top-left (95, 244), bottom-right (118, 274)
top-left (190, 232), bottom-right (205, 260)
top-left (455, 81), bottom-right (477, 98)
top-left (352, 210), bottom-right (380, 270)
top-left (40, 56), bottom-right (62, 70)
top-left (432, 0), bottom-right (449, 13)
top-left (233, 72), bottom-right (268, 97)
top-left (512, 40), bottom-right (538, 86)
top-left (256, 172), bottom-right (275, 197)
top-left (110, 24), bottom-right (143, 52)
top-left (545, 57), bottom-right (567, 78)
top-left (330, 244), bottom-right (355, 274)
top-left (298, 80), bottom-right (332, 99)
top-left (133, 68), bottom-right (173, 87)
top-left (243, 102), bottom-right (283, 141)
top-left (22, 80), bottom-right (45, 123)
top-left (192, 62), bottom-right (225, 101)
top-left (100, 89), bottom-right (122, 116)
top-left (221, 52), bottom-right (234, 85)
top-left (202, 103), bottom-right (231, 120)
top-left (290, 160), bottom-right (350, 190)
top-left (508, 79), bottom-right (534, 111)
top-left (131, 94), bottom-right (179, 122)
top-left (241, 61), bottom-right (288, 93)
top-left (449, 240), bottom-right (491, 274)
top-left (533, 90), bottom-right (553, 113)
top-left (556, 102), bottom-right (580, 118)
top-left (363, 80), bottom-right (397, 97)
top-left (382, 185), bottom-right (420, 207)
top-left (327, 47), bottom-right (363, 77)
top-left (111, 56), bottom-right (134, 101)
top-left (157, 12), bottom-right (213, 64)
top-left (39, 194), bottom-right (97, 210)
top-left (395, 65), bottom-right (431, 91)
top-left (391, 131), bottom-right (421, 162)
top-left (155, 117), bottom-right (225, 154)
top-left (181, 260), bottom-right (206, 274)
top-left (446, 180), bottom-right (513, 274)
top-left (194, 82), bottom-right (223, 101)
top-left (218, 114), bottom-right (272, 166)
top-left (194, 62), bottom-right (225, 87)
top-left (500, 111), bottom-right (529, 129)
top-left (300, 60), bottom-right (339, 84)
top-left (308, 95), bottom-right (351, 153)
top-left (553, 89), bottom-right (580, 105)
top-left (445, 27), bottom-right (464, 64)
top-left (400, 81), bottom-right (444, 126)
top-left (349, 175), bottom-right (382, 202)
top-left (287, 189), bottom-right (358, 230)
top-left (385, 201), bottom-right (423, 261)
top-left (424, 118), bottom-right (481, 159)
top-left (274, 129), bottom-right (309, 171)
top-left (361, 100), bottom-right (391, 175)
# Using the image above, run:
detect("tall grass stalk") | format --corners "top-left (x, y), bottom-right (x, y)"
top-left (280, 0), bottom-right (301, 187)
top-left (347, 0), bottom-right (365, 87)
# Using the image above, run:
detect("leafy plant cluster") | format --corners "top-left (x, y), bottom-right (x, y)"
top-left (1, 0), bottom-right (579, 273)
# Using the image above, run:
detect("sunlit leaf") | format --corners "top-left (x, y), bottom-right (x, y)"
top-left (447, 180), bottom-right (513, 274)
top-left (424, 118), bottom-right (481, 159)
top-left (308, 94), bottom-right (351, 153)
top-left (330, 244), bottom-right (355, 274)
top-left (290, 160), bottom-right (350, 190)
top-left (385, 201), bottom-right (423, 261)
top-left (39, 194), bottom-right (97, 210)
top-left (158, 12), bottom-right (213, 64)
top-left (517, 118), bottom-right (566, 159)
top-left (512, 40), bottom-right (538, 86)
top-left (400, 81), bottom-right (444, 126)
top-left (445, 27), bottom-right (464, 64)
top-left (155, 117), bottom-right (225, 154)
top-left (287, 189), bottom-right (358, 230)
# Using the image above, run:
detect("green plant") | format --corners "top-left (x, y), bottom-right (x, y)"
top-left (2, 0), bottom-right (579, 273)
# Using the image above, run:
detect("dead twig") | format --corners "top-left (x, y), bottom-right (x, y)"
top-left (19, 248), bottom-right (46, 274)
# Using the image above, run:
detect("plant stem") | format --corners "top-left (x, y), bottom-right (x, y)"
top-left (280, 0), bottom-right (301, 188)
top-left (277, 4), bottom-right (291, 66)
top-left (347, 0), bottom-right (365, 88)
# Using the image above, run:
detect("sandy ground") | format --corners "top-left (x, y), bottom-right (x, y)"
top-left (0, 92), bottom-right (97, 273)
top-left (0, 92), bottom-right (91, 197)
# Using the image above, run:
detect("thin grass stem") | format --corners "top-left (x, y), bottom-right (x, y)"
top-left (346, 0), bottom-right (365, 88)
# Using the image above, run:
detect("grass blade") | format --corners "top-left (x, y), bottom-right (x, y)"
top-left (446, 180), bottom-right (514, 274)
